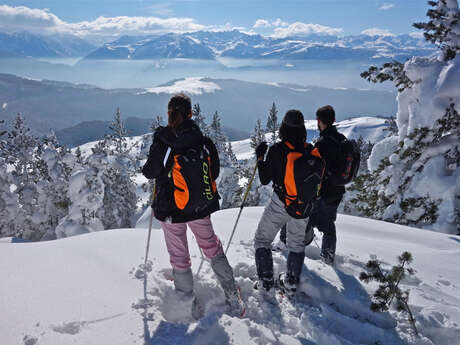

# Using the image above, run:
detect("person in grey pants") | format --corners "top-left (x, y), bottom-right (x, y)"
top-left (253, 110), bottom-right (310, 297)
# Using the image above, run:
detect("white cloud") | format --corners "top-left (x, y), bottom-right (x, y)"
top-left (0, 5), bottom-right (64, 31)
top-left (271, 22), bottom-right (343, 38)
top-left (361, 28), bottom-right (395, 37)
top-left (0, 5), bottom-right (208, 40)
top-left (379, 3), bottom-right (395, 10)
top-left (253, 19), bottom-right (271, 29)
top-left (253, 18), bottom-right (290, 29)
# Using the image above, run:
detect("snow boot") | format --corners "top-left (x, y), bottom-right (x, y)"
top-left (254, 248), bottom-right (276, 302)
top-left (210, 253), bottom-right (246, 318)
top-left (255, 247), bottom-right (274, 284)
top-left (173, 268), bottom-right (194, 295)
top-left (277, 251), bottom-right (305, 297)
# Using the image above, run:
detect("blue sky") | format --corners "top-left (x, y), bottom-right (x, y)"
top-left (0, 1), bottom-right (428, 42)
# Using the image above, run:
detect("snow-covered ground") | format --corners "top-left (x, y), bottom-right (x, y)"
top-left (232, 117), bottom-right (388, 160)
top-left (2, 207), bottom-right (459, 345)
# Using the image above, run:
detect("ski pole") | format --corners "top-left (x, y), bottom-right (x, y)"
top-left (224, 163), bottom-right (258, 255)
top-left (144, 180), bottom-right (156, 266)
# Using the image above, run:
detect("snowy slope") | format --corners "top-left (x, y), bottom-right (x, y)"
top-left (1, 208), bottom-right (459, 345)
top-left (232, 117), bottom-right (388, 160)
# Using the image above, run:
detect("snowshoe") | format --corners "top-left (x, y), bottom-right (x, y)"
top-left (225, 286), bottom-right (246, 318)
top-left (253, 279), bottom-right (277, 304)
top-left (276, 273), bottom-right (297, 298)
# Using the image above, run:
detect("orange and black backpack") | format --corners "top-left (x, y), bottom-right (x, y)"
top-left (168, 140), bottom-right (219, 215)
top-left (282, 142), bottom-right (325, 219)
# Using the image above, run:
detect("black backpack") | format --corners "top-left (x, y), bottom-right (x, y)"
top-left (327, 136), bottom-right (361, 186)
top-left (282, 143), bottom-right (325, 219)
top-left (168, 139), bottom-right (219, 215)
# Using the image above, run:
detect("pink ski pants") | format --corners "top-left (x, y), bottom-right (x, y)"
top-left (160, 216), bottom-right (223, 270)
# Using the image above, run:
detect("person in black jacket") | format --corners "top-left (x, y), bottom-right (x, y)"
top-left (142, 93), bottom-right (244, 317)
top-left (253, 110), bottom-right (312, 298)
top-left (308, 105), bottom-right (346, 265)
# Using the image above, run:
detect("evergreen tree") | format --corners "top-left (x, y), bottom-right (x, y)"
top-left (150, 115), bottom-right (164, 135)
top-left (250, 119), bottom-right (265, 149)
top-left (226, 142), bottom-right (238, 168)
top-left (0, 157), bottom-right (19, 238)
top-left (105, 109), bottom-right (137, 228)
top-left (355, 2), bottom-right (460, 233)
top-left (413, 0), bottom-right (460, 61)
top-left (361, 61), bottom-right (414, 92)
top-left (360, 252), bottom-right (418, 335)
top-left (39, 131), bottom-right (74, 240)
top-left (1, 113), bottom-right (47, 240)
top-left (193, 103), bottom-right (209, 136)
top-left (108, 107), bottom-right (128, 156)
top-left (209, 111), bottom-right (230, 166)
top-left (0, 119), bottom-right (5, 137)
top-left (266, 102), bottom-right (279, 144)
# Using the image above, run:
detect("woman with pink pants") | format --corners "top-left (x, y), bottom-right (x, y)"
top-left (142, 93), bottom-right (245, 318)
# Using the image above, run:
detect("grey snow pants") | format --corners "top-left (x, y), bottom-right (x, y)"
top-left (254, 193), bottom-right (308, 253)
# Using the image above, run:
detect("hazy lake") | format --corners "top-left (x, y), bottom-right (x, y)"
top-left (0, 57), bottom-right (393, 91)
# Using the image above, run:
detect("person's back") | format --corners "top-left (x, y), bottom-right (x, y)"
top-left (254, 110), bottom-right (315, 298)
top-left (308, 105), bottom-right (347, 265)
top-left (142, 93), bottom-right (245, 318)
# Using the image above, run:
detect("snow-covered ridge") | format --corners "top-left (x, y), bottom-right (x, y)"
top-left (1, 209), bottom-right (459, 345)
top-left (143, 77), bottom-right (221, 95)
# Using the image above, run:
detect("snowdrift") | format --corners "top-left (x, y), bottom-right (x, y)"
top-left (2, 208), bottom-right (460, 345)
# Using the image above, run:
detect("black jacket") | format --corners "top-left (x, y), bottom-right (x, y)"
top-left (258, 140), bottom-right (314, 201)
top-left (314, 126), bottom-right (346, 204)
top-left (142, 119), bottom-right (220, 223)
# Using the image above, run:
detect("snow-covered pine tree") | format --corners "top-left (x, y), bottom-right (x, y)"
top-left (0, 113), bottom-right (48, 240)
top-left (103, 109), bottom-right (137, 229)
top-left (355, 0), bottom-right (460, 233)
top-left (413, 0), bottom-right (460, 61)
top-left (250, 119), bottom-right (265, 149)
top-left (150, 115), bottom-right (164, 135)
top-left (0, 157), bottom-right (19, 238)
top-left (193, 103), bottom-right (209, 136)
top-left (108, 107), bottom-right (128, 156)
top-left (266, 102), bottom-right (279, 145)
top-left (0, 119), bottom-right (6, 137)
top-left (226, 142), bottom-right (238, 168)
top-left (55, 140), bottom-right (109, 238)
top-left (209, 111), bottom-right (231, 166)
top-left (38, 131), bottom-right (75, 240)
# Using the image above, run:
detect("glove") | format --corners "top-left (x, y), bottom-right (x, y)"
top-left (255, 141), bottom-right (268, 159)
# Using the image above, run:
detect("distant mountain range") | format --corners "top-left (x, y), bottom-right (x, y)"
top-left (0, 30), bottom-right (434, 61)
top-left (0, 32), bottom-right (96, 58)
top-left (0, 73), bottom-right (397, 139)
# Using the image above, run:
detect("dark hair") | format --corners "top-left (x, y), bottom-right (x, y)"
top-left (316, 105), bottom-right (335, 127)
top-left (168, 93), bottom-right (192, 129)
top-left (279, 109), bottom-right (306, 146)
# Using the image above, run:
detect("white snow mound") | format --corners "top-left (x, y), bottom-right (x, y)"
top-left (1, 208), bottom-right (459, 345)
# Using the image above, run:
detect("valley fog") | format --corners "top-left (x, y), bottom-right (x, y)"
top-left (0, 57), bottom-right (393, 91)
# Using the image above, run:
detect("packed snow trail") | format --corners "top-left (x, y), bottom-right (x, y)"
top-left (1, 208), bottom-right (460, 345)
